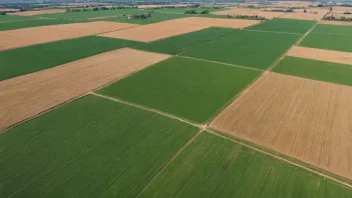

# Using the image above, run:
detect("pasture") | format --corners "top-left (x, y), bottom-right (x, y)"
top-left (247, 18), bottom-right (317, 34)
top-left (0, 36), bottom-right (140, 81)
top-left (300, 32), bottom-right (352, 52)
top-left (0, 95), bottom-right (198, 197)
top-left (273, 56), bottom-right (352, 87)
top-left (134, 27), bottom-right (237, 55)
top-left (96, 57), bottom-right (261, 123)
top-left (181, 30), bottom-right (300, 69)
top-left (140, 132), bottom-right (352, 197)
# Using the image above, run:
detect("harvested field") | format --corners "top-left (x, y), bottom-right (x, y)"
top-left (0, 95), bottom-right (198, 197)
top-left (286, 46), bottom-right (352, 65)
top-left (98, 20), bottom-right (208, 42)
top-left (247, 18), bottom-right (316, 34)
top-left (300, 32), bottom-right (352, 52)
top-left (319, 20), bottom-right (352, 26)
top-left (0, 48), bottom-right (170, 131)
top-left (0, 21), bottom-right (138, 50)
top-left (38, 9), bottom-right (146, 19)
top-left (278, 12), bottom-right (326, 20)
top-left (97, 56), bottom-right (261, 123)
top-left (170, 17), bottom-right (261, 28)
top-left (141, 132), bottom-right (352, 197)
top-left (0, 8), bottom-right (19, 12)
top-left (0, 36), bottom-right (140, 81)
top-left (0, 19), bottom-right (87, 31)
top-left (211, 8), bottom-right (284, 19)
top-left (13, 9), bottom-right (66, 16)
top-left (273, 56), bottom-right (352, 87)
top-left (210, 72), bottom-right (352, 180)
top-left (332, 6), bottom-right (352, 11)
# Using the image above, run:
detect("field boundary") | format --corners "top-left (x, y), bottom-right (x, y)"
top-left (135, 129), bottom-right (204, 197)
top-left (244, 28), bottom-right (303, 35)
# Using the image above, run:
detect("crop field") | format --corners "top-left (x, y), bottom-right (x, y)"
top-left (0, 21), bottom-right (137, 50)
top-left (151, 7), bottom-right (224, 14)
top-left (106, 12), bottom-right (188, 24)
top-left (247, 18), bottom-right (317, 34)
top-left (300, 31), bottom-right (352, 52)
top-left (13, 9), bottom-right (66, 16)
top-left (169, 17), bottom-right (261, 28)
top-left (134, 27), bottom-right (237, 55)
top-left (38, 9), bottom-right (145, 19)
top-left (273, 56), bottom-right (352, 86)
top-left (97, 57), bottom-right (261, 123)
top-left (181, 30), bottom-right (300, 69)
top-left (98, 20), bottom-right (208, 42)
top-left (0, 36), bottom-right (140, 81)
top-left (0, 95), bottom-right (198, 197)
top-left (313, 24), bottom-right (352, 34)
top-left (0, 19), bottom-right (88, 31)
top-left (140, 132), bottom-right (352, 197)
top-left (0, 48), bottom-right (170, 130)
top-left (211, 8), bottom-right (284, 19)
top-left (0, 15), bottom-right (33, 22)
top-left (211, 72), bottom-right (352, 180)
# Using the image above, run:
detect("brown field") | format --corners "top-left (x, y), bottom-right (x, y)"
top-left (170, 17), bottom-right (261, 28)
top-left (279, 12), bottom-right (325, 20)
top-left (211, 8), bottom-right (285, 19)
top-left (287, 46), bottom-right (352, 65)
top-left (332, 6), bottom-right (352, 11)
top-left (0, 48), bottom-right (170, 131)
top-left (210, 72), bottom-right (352, 180)
top-left (268, 1), bottom-right (317, 8)
top-left (12, 9), bottom-right (66, 16)
top-left (0, 21), bottom-right (137, 50)
top-left (98, 20), bottom-right (208, 42)
top-left (0, 8), bottom-right (19, 12)
top-left (319, 20), bottom-right (352, 26)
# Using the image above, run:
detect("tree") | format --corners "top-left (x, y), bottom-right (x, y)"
top-left (330, 7), bottom-right (332, 12)
top-left (304, 9), bottom-right (307, 13)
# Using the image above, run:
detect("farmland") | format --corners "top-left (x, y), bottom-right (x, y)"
top-left (97, 57), bottom-right (261, 123)
top-left (0, 19), bottom-right (87, 31)
top-left (0, 15), bottom-right (33, 22)
top-left (150, 7), bottom-right (224, 14)
top-left (134, 27), bottom-right (237, 55)
top-left (247, 18), bottom-right (317, 34)
top-left (140, 132), bottom-right (352, 198)
top-left (106, 12), bottom-right (188, 24)
top-left (38, 9), bottom-right (145, 19)
top-left (0, 95), bottom-right (198, 197)
top-left (0, 36), bottom-right (140, 81)
top-left (313, 24), bottom-right (352, 35)
top-left (273, 56), bottom-right (352, 87)
top-left (181, 30), bottom-right (300, 69)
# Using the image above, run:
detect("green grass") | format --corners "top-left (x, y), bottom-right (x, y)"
top-left (105, 12), bottom-right (188, 24)
top-left (0, 15), bottom-right (33, 22)
top-left (39, 9), bottom-right (144, 19)
top-left (134, 27), bottom-right (237, 55)
top-left (140, 132), bottom-right (352, 197)
top-left (0, 95), bottom-right (198, 197)
top-left (0, 36), bottom-right (140, 81)
top-left (300, 32), bottom-right (352, 52)
top-left (0, 19), bottom-right (86, 31)
top-left (273, 56), bottom-right (352, 87)
top-left (248, 18), bottom-right (317, 34)
top-left (96, 57), bottom-right (261, 123)
top-left (312, 24), bottom-right (352, 35)
top-left (181, 30), bottom-right (301, 70)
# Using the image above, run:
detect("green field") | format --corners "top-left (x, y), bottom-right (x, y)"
top-left (300, 32), bottom-right (352, 52)
top-left (247, 18), bottom-right (317, 34)
top-left (181, 30), bottom-right (300, 70)
top-left (0, 36), bottom-right (140, 81)
top-left (134, 27), bottom-right (237, 54)
top-left (0, 95), bottom-right (198, 197)
top-left (312, 24), bottom-right (352, 35)
top-left (0, 15), bottom-right (33, 22)
top-left (97, 57), bottom-right (261, 123)
top-left (39, 9), bottom-right (144, 19)
top-left (273, 56), bottom-right (352, 86)
top-left (140, 132), bottom-right (352, 197)
top-left (153, 7), bottom-right (224, 14)
top-left (104, 12), bottom-right (188, 24)
top-left (0, 19), bottom-right (86, 31)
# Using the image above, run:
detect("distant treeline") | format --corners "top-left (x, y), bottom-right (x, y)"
top-left (227, 14), bottom-right (268, 20)
top-left (323, 16), bottom-right (352, 21)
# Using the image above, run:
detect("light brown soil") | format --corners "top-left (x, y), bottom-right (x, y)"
top-left (319, 20), bottom-right (352, 26)
top-left (287, 46), bottom-right (352, 65)
top-left (0, 21), bottom-right (138, 50)
top-left (98, 20), bottom-right (208, 42)
top-left (0, 8), bottom-right (19, 12)
top-left (0, 48), bottom-right (170, 131)
top-left (332, 6), bottom-right (352, 11)
top-left (210, 72), bottom-right (352, 180)
top-left (170, 17), bottom-right (261, 28)
top-left (211, 8), bottom-right (284, 19)
top-left (279, 12), bottom-right (325, 20)
top-left (13, 9), bottom-right (66, 16)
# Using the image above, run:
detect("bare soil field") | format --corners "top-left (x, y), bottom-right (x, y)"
top-left (287, 46), bottom-right (352, 65)
top-left (171, 17), bottom-right (261, 28)
top-left (332, 6), bottom-right (352, 11)
top-left (319, 20), bottom-right (352, 26)
top-left (279, 12), bottom-right (326, 20)
top-left (0, 8), bottom-right (19, 12)
top-left (211, 72), bottom-right (352, 179)
top-left (98, 20), bottom-right (208, 42)
top-left (12, 9), bottom-right (66, 16)
top-left (268, 1), bottom-right (317, 8)
top-left (0, 48), bottom-right (170, 131)
top-left (211, 8), bottom-right (284, 19)
top-left (0, 21), bottom-right (137, 50)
